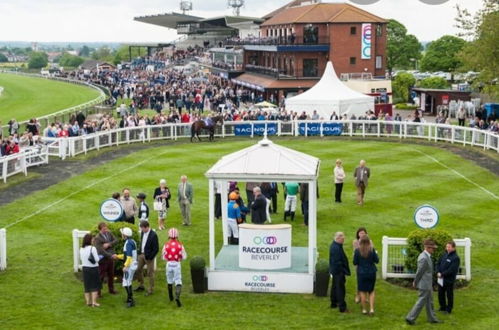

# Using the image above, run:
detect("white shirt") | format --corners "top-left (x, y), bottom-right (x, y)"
top-left (334, 166), bottom-right (345, 184)
top-left (141, 230), bottom-right (150, 254)
top-left (80, 245), bottom-right (99, 268)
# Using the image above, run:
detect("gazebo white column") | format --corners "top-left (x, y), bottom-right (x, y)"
top-left (308, 179), bottom-right (317, 274)
top-left (208, 179), bottom-right (215, 270)
top-left (220, 180), bottom-right (229, 245)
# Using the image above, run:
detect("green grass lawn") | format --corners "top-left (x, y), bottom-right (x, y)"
top-left (0, 137), bottom-right (498, 329)
top-left (0, 73), bottom-right (100, 124)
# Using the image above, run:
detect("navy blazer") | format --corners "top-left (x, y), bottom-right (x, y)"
top-left (353, 249), bottom-right (379, 275)
top-left (329, 241), bottom-right (351, 276)
top-left (437, 251), bottom-right (460, 285)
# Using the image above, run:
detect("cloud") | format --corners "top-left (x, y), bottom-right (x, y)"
top-left (0, 0), bottom-right (483, 42)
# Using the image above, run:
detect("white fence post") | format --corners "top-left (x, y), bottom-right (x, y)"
top-left (464, 237), bottom-right (472, 281)
top-left (381, 236), bottom-right (388, 280)
top-left (73, 229), bottom-right (90, 272)
top-left (0, 228), bottom-right (6, 271)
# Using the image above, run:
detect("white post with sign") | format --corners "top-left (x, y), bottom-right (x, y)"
top-left (239, 224), bottom-right (291, 270)
top-left (100, 198), bottom-right (124, 222)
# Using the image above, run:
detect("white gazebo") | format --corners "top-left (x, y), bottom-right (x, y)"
top-left (205, 137), bottom-right (320, 293)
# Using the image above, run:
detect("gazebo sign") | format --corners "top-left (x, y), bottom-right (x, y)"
top-left (414, 205), bottom-right (439, 229)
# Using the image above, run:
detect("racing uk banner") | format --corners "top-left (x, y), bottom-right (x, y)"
top-left (298, 123), bottom-right (343, 136)
top-left (361, 23), bottom-right (372, 60)
top-left (234, 123), bottom-right (278, 136)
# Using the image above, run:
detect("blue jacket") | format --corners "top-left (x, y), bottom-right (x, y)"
top-left (353, 249), bottom-right (379, 275)
top-left (437, 250), bottom-right (460, 285)
top-left (329, 241), bottom-right (351, 276)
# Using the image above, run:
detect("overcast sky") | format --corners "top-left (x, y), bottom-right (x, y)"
top-left (0, 0), bottom-right (483, 43)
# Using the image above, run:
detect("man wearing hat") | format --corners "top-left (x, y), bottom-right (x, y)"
top-left (406, 239), bottom-right (442, 325)
top-left (162, 228), bottom-right (187, 307)
top-left (117, 227), bottom-right (138, 308)
top-left (136, 193), bottom-right (149, 222)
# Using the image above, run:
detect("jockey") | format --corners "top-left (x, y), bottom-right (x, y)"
top-left (204, 116), bottom-right (213, 127)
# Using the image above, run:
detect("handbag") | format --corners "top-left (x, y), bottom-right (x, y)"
top-left (153, 197), bottom-right (164, 211)
top-left (88, 247), bottom-right (96, 264)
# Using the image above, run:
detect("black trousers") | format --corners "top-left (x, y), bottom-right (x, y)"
top-left (214, 193), bottom-right (221, 219)
top-left (301, 200), bottom-right (309, 226)
top-left (335, 183), bottom-right (343, 202)
top-left (270, 194), bottom-right (278, 213)
top-left (458, 118), bottom-right (465, 126)
top-left (438, 282), bottom-right (454, 313)
top-left (331, 273), bottom-right (347, 312)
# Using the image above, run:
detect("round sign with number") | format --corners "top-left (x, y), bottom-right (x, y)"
top-left (414, 205), bottom-right (439, 229)
top-left (100, 198), bottom-right (123, 222)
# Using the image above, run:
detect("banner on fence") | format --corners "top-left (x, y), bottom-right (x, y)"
top-left (234, 123), bottom-right (278, 136)
top-left (298, 123), bottom-right (343, 136)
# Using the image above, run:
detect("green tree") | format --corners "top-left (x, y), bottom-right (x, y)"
top-left (59, 52), bottom-right (84, 67)
top-left (419, 35), bottom-right (467, 72)
top-left (91, 46), bottom-right (114, 62)
top-left (0, 53), bottom-right (8, 62)
top-left (28, 51), bottom-right (48, 69)
top-left (456, 0), bottom-right (499, 99)
top-left (115, 45), bottom-right (148, 62)
top-left (392, 72), bottom-right (416, 104)
top-left (417, 76), bottom-right (449, 89)
top-left (386, 19), bottom-right (422, 75)
top-left (79, 45), bottom-right (91, 57)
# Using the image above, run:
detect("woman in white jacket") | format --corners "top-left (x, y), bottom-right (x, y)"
top-left (334, 159), bottom-right (346, 203)
top-left (79, 233), bottom-right (102, 307)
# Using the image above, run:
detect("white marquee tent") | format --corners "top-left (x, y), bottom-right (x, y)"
top-left (285, 61), bottom-right (375, 119)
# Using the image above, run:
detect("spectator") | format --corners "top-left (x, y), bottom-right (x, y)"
top-left (120, 188), bottom-right (137, 224)
top-left (177, 175), bottom-right (193, 226)
top-left (79, 233), bottom-right (102, 307)
top-left (153, 179), bottom-right (171, 231)
top-left (329, 231), bottom-right (351, 313)
top-left (250, 186), bottom-right (267, 224)
top-left (94, 222), bottom-right (118, 296)
top-left (135, 221), bottom-right (159, 296)
top-left (334, 159), bottom-right (345, 203)
top-left (353, 235), bottom-right (379, 316)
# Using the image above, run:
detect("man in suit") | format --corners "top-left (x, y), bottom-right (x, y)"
top-left (135, 221), bottom-right (159, 295)
top-left (406, 239), bottom-right (442, 325)
top-left (250, 186), bottom-right (267, 224)
top-left (353, 160), bottom-right (370, 205)
top-left (329, 232), bottom-right (351, 313)
top-left (94, 222), bottom-right (118, 296)
top-left (437, 241), bottom-right (460, 314)
top-left (177, 175), bottom-right (193, 226)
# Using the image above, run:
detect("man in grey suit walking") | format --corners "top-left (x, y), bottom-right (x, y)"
top-left (353, 160), bottom-right (370, 205)
top-left (406, 239), bottom-right (442, 325)
top-left (177, 175), bottom-right (193, 226)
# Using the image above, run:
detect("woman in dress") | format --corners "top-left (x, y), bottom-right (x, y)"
top-left (153, 179), bottom-right (171, 230)
top-left (352, 227), bottom-right (372, 303)
top-left (79, 233), bottom-right (102, 307)
top-left (353, 235), bottom-right (379, 316)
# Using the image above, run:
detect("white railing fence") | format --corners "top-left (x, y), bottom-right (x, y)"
top-left (2, 120), bottom-right (498, 183)
top-left (72, 229), bottom-right (156, 273)
top-left (381, 236), bottom-right (472, 281)
top-left (0, 228), bottom-right (6, 271)
top-left (0, 146), bottom-right (49, 183)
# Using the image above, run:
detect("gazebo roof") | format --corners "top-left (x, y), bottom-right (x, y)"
top-left (205, 138), bottom-right (320, 181)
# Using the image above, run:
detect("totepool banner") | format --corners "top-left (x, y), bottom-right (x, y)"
top-left (234, 123), bottom-right (278, 136)
top-left (239, 224), bottom-right (291, 270)
top-left (298, 123), bottom-right (343, 136)
top-left (361, 23), bottom-right (372, 60)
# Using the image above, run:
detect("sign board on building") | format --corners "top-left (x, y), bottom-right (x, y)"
top-left (239, 224), bottom-right (291, 270)
top-left (414, 204), bottom-right (439, 229)
top-left (361, 23), bottom-right (372, 60)
top-left (100, 198), bottom-right (124, 222)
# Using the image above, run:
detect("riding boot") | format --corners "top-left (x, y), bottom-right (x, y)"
top-left (126, 286), bottom-right (135, 308)
top-left (290, 212), bottom-right (295, 221)
top-left (284, 211), bottom-right (289, 221)
top-left (233, 237), bottom-right (239, 245)
top-left (175, 285), bottom-right (182, 307)
top-left (228, 237), bottom-right (233, 245)
top-left (168, 284), bottom-right (174, 302)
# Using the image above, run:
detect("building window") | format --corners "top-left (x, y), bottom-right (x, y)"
top-left (303, 59), bottom-right (318, 77)
top-left (303, 24), bottom-right (319, 44)
top-left (376, 24), bottom-right (383, 37)
top-left (350, 26), bottom-right (357, 35)
top-left (350, 57), bottom-right (356, 65)
top-left (376, 55), bottom-right (383, 69)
